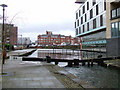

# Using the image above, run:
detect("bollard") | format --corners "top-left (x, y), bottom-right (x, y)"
top-left (74, 59), bottom-right (79, 66)
top-left (68, 61), bottom-right (73, 67)
top-left (46, 56), bottom-right (51, 63)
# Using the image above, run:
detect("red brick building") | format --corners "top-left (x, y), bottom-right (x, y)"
top-left (37, 31), bottom-right (79, 46)
top-left (5, 24), bottom-right (18, 45)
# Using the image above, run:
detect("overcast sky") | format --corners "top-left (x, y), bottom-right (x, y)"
top-left (0, 0), bottom-right (80, 42)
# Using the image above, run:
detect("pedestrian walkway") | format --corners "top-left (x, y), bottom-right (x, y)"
top-left (2, 58), bottom-right (65, 88)
top-left (7, 49), bottom-right (35, 57)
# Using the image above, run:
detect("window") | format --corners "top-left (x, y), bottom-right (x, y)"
top-left (85, 14), bottom-right (87, 22)
top-left (83, 25), bottom-right (85, 33)
top-left (77, 20), bottom-right (79, 26)
top-left (81, 17), bottom-right (83, 24)
top-left (76, 28), bottom-right (78, 35)
top-left (96, 5), bottom-right (99, 15)
top-left (90, 9), bottom-right (93, 19)
top-left (100, 15), bottom-right (103, 26)
top-left (79, 27), bottom-right (81, 34)
top-left (115, 22), bottom-right (118, 36)
top-left (79, 10), bottom-right (81, 17)
top-left (87, 22), bottom-right (89, 31)
top-left (87, 2), bottom-right (89, 10)
top-left (119, 22), bottom-right (120, 31)
top-left (111, 22), bottom-right (119, 37)
top-left (104, 0), bottom-right (106, 10)
top-left (75, 22), bottom-right (76, 28)
top-left (112, 9), bottom-right (117, 19)
top-left (76, 13), bottom-right (78, 19)
top-left (93, 19), bottom-right (96, 29)
top-left (93, 0), bottom-right (96, 6)
top-left (117, 8), bottom-right (120, 17)
top-left (83, 6), bottom-right (85, 14)
top-left (111, 7), bottom-right (120, 19)
top-left (119, 22), bottom-right (120, 36)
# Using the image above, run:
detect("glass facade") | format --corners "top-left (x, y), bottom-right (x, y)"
top-left (111, 22), bottom-right (120, 38)
top-left (82, 31), bottom-right (106, 44)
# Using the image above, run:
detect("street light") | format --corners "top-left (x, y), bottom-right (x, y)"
top-left (0, 4), bottom-right (8, 74)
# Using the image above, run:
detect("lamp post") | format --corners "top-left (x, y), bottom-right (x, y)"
top-left (0, 4), bottom-right (7, 74)
top-left (19, 35), bottom-right (22, 47)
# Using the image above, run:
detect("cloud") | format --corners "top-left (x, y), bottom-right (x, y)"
top-left (0, 0), bottom-right (80, 42)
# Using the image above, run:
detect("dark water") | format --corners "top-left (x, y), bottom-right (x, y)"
top-left (65, 65), bottom-right (120, 88)
top-left (29, 49), bottom-right (120, 88)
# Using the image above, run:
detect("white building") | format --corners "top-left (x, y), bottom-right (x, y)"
top-left (75, 0), bottom-right (106, 47)
top-left (18, 37), bottom-right (31, 46)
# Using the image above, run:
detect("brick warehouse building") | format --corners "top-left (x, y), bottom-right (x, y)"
top-left (37, 31), bottom-right (79, 46)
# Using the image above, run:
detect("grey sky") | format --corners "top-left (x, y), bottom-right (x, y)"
top-left (0, 0), bottom-right (80, 42)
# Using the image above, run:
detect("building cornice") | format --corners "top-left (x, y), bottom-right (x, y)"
top-left (75, 0), bottom-right (86, 4)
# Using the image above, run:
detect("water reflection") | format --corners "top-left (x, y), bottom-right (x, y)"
top-left (29, 49), bottom-right (106, 60)
top-left (37, 49), bottom-right (82, 60)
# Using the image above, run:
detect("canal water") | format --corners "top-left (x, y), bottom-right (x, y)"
top-left (29, 49), bottom-right (120, 88)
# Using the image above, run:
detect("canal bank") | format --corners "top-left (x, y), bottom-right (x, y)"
top-left (2, 49), bottom-right (120, 88)
top-left (6, 49), bottom-right (36, 58)
top-left (27, 49), bottom-right (120, 88)
top-left (104, 59), bottom-right (120, 69)
top-left (1, 58), bottom-right (88, 88)
top-left (1, 49), bottom-right (93, 89)
top-left (43, 62), bottom-right (95, 88)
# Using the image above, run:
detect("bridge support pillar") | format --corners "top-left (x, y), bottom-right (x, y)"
top-left (97, 59), bottom-right (104, 66)
top-left (82, 62), bottom-right (85, 66)
top-left (55, 61), bottom-right (58, 65)
top-left (74, 59), bottom-right (79, 66)
top-left (46, 56), bottom-right (51, 63)
top-left (88, 61), bottom-right (90, 67)
top-left (91, 60), bottom-right (93, 67)
top-left (68, 61), bottom-right (73, 67)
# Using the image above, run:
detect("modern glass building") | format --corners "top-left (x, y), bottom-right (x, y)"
top-left (75, 0), bottom-right (106, 49)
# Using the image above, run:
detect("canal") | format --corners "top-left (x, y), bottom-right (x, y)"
top-left (29, 49), bottom-right (120, 88)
